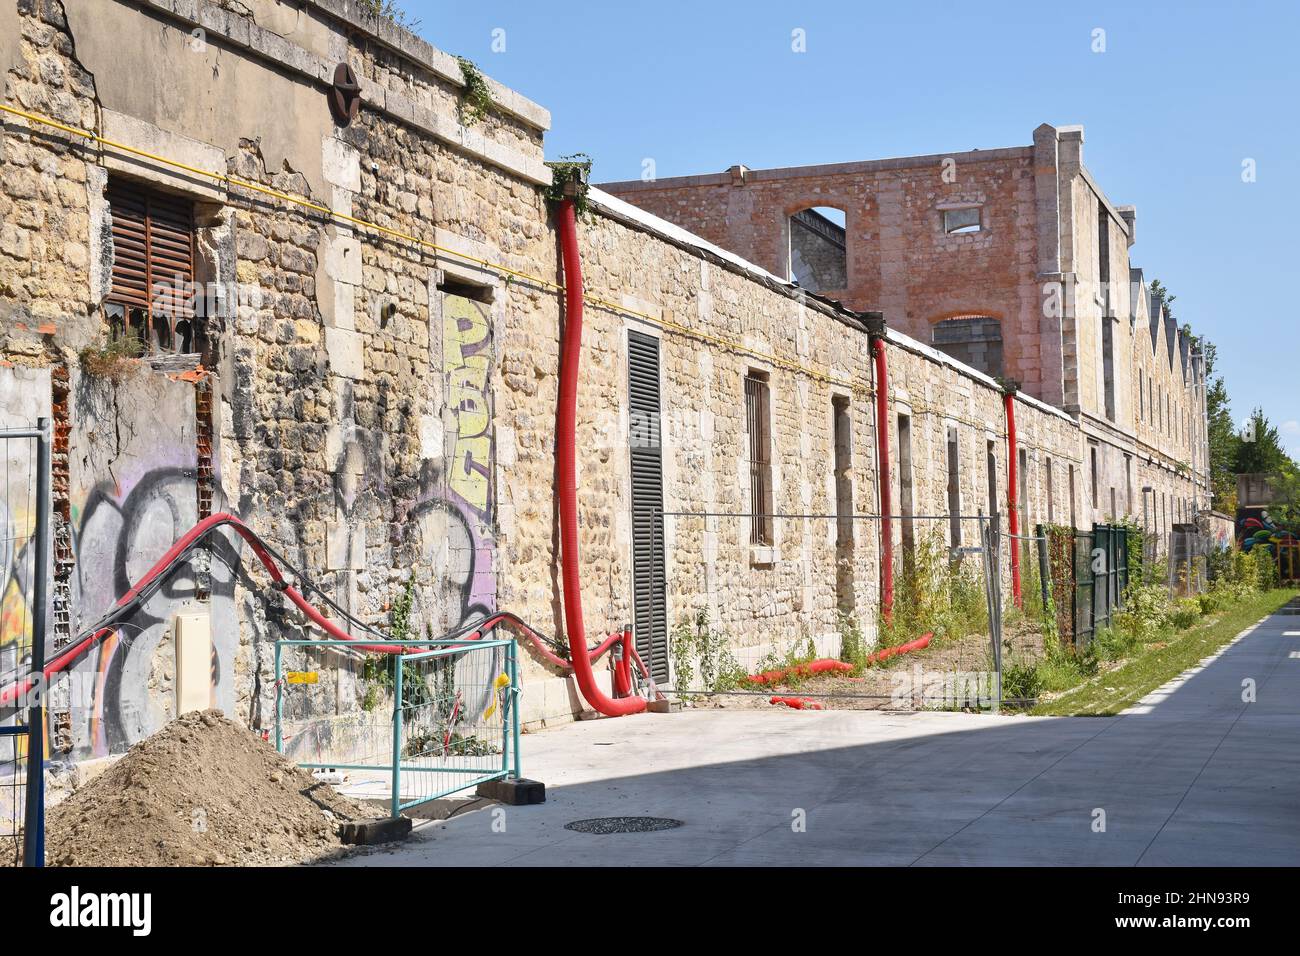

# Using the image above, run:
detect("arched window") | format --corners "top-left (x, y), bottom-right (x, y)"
top-left (931, 315), bottom-right (1003, 378)
top-left (788, 206), bottom-right (846, 292)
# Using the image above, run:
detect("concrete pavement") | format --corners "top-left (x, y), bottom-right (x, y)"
top-left (328, 604), bottom-right (1300, 866)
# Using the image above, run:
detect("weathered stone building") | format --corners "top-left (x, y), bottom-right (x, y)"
top-left (601, 129), bottom-right (1212, 535)
top-left (1, 0), bottom-right (1209, 760)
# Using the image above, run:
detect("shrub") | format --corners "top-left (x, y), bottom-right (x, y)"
top-left (1036, 637), bottom-right (1098, 692)
top-left (837, 610), bottom-right (868, 671)
top-left (1197, 590), bottom-right (1224, 615)
top-left (671, 610), bottom-right (745, 693)
top-left (1249, 548), bottom-right (1279, 590)
top-left (1170, 598), bottom-right (1201, 630)
top-left (1115, 582), bottom-right (1173, 643)
top-left (1093, 624), bottom-right (1138, 662)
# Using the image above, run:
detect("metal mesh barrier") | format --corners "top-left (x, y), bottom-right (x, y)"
top-left (275, 637), bottom-right (520, 816)
top-left (1, 422), bottom-right (50, 867)
top-left (646, 511), bottom-right (1030, 711)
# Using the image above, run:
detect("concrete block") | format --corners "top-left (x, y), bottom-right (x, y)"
top-left (646, 699), bottom-right (680, 714)
top-left (325, 327), bottom-right (364, 379)
top-left (339, 815), bottom-right (412, 845)
top-left (476, 777), bottom-right (546, 805)
top-left (329, 279), bottom-right (356, 331)
top-left (322, 136), bottom-right (361, 192)
top-left (101, 109), bottom-right (225, 202)
top-left (325, 520), bottom-right (365, 571)
top-left (174, 610), bottom-right (212, 714)
top-left (324, 234), bottom-right (363, 286)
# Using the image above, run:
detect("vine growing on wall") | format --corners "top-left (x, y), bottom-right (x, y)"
top-left (546, 153), bottom-right (594, 218)
top-left (456, 57), bottom-right (495, 125)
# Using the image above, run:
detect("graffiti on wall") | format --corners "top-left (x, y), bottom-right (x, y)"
top-left (438, 293), bottom-right (496, 620)
top-left (0, 370), bottom-right (241, 762)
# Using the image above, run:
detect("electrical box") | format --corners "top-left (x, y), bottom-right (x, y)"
top-left (174, 610), bottom-right (212, 715)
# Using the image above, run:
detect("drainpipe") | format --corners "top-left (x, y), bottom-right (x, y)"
top-left (554, 184), bottom-right (646, 718)
top-left (864, 312), bottom-right (893, 622)
top-left (1002, 381), bottom-right (1023, 608)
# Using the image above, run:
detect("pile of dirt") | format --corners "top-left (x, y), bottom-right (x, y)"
top-left (46, 710), bottom-right (382, 867)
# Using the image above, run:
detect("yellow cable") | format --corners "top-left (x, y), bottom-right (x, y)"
top-left (1, 102), bottom-right (864, 395)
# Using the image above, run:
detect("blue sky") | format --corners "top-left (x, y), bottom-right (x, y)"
top-left (405, 0), bottom-right (1299, 456)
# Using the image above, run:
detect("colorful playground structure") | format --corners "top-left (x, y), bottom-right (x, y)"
top-left (1238, 512), bottom-right (1299, 582)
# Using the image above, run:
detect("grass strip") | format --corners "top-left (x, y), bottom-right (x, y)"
top-left (1030, 588), bottom-right (1298, 716)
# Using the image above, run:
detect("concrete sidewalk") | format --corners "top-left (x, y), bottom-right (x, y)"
top-left (328, 605), bottom-right (1300, 866)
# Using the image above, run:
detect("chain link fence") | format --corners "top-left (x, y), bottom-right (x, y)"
top-left (648, 510), bottom-right (1039, 711)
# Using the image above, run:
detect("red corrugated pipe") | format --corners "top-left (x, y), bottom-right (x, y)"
top-left (555, 196), bottom-right (646, 717)
top-left (870, 327), bottom-right (894, 622)
top-left (0, 511), bottom-right (657, 711)
top-left (613, 627), bottom-right (633, 697)
top-left (1003, 388), bottom-right (1023, 608)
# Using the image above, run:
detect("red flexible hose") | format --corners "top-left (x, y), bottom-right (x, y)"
top-left (872, 336), bottom-right (894, 621)
top-left (1004, 391), bottom-right (1023, 608)
top-left (867, 631), bottom-right (932, 664)
top-left (745, 658), bottom-right (854, 686)
top-left (4, 201), bottom-right (652, 719)
top-left (556, 197), bottom-right (645, 717)
top-left (613, 627), bottom-right (633, 697)
top-left (0, 512), bottom-right (620, 710)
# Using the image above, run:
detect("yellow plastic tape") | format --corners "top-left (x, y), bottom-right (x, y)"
top-left (482, 672), bottom-right (511, 720)
top-left (286, 671), bottom-right (319, 685)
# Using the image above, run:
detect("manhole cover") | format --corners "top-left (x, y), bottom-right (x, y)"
top-left (564, 816), bottom-right (684, 834)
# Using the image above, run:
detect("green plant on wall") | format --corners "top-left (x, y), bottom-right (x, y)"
top-left (357, 0), bottom-right (421, 31)
top-left (79, 330), bottom-right (144, 381)
top-left (359, 577), bottom-right (435, 713)
top-left (837, 609), bottom-right (868, 669)
top-left (546, 153), bottom-right (595, 218)
top-left (670, 609), bottom-right (745, 694)
top-left (456, 57), bottom-right (495, 125)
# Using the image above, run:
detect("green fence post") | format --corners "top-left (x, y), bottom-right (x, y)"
top-left (390, 656), bottom-right (403, 818)
top-left (1035, 523), bottom-right (1051, 613)
top-left (274, 641), bottom-right (283, 754)
top-left (510, 639), bottom-right (522, 780)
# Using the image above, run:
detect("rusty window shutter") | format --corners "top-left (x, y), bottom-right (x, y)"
top-left (106, 179), bottom-right (198, 354)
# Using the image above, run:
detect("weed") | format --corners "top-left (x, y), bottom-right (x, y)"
top-left (79, 332), bottom-right (143, 381)
top-left (882, 530), bottom-right (987, 649)
top-left (670, 609), bottom-right (745, 694)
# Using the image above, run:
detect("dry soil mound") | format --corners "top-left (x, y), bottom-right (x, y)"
top-left (46, 709), bottom-right (380, 866)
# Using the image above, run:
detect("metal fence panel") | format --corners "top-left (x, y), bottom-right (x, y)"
top-left (275, 637), bottom-right (520, 816)
top-left (1, 421), bottom-right (50, 867)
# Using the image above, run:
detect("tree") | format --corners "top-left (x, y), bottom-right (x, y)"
top-left (1235, 408), bottom-right (1291, 475)
top-left (1197, 337), bottom-right (1240, 512)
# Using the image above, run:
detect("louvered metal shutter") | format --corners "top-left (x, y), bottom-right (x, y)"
top-left (628, 331), bottom-right (668, 684)
top-left (106, 179), bottom-right (197, 353)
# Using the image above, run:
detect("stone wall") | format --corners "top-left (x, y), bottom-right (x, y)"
top-left (0, 0), bottom-right (1214, 755)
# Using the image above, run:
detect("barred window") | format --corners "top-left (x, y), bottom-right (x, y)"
top-left (745, 371), bottom-right (774, 546)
